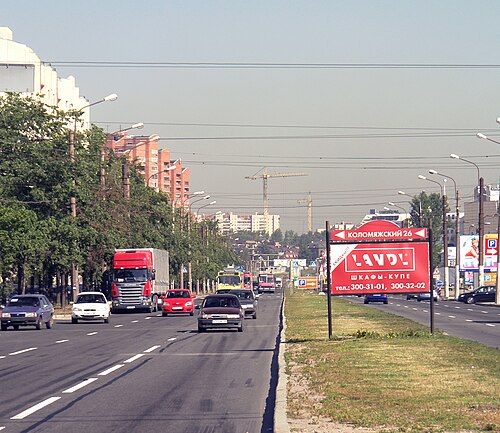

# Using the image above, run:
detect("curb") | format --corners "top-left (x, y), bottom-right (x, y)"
top-left (274, 295), bottom-right (291, 433)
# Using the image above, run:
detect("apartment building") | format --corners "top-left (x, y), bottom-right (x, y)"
top-left (213, 212), bottom-right (280, 235)
top-left (106, 132), bottom-right (190, 205)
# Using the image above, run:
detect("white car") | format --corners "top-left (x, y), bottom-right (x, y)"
top-left (72, 292), bottom-right (111, 324)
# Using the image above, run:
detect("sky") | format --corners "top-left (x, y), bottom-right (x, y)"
top-left (3, 1), bottom-right (500, 233)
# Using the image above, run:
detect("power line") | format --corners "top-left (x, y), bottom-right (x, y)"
top-left (45, 61), bottom-right (500, 69)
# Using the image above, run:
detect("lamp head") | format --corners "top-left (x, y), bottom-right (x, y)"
top-left (418, 175), bottom-right (427, 180)
top-left (476, 132), bottom-right (487, 140)
top-left (132, 122), bottom-right (144, 129)
top-left (450, 153), bottom-right (460, 159)
top-left (104, 93), bottom-right (118, 102)
top-left (428, 169), bottom-right (438, 175)
top-left (388, 202), bottom-right (395, 206)
top-left (203, 195), bottom-right (211, 199)
top-left (397, 190), bottom-right (406, 196)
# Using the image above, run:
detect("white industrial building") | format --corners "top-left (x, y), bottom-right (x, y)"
top-left (0, 27), bottom-right (90, 128)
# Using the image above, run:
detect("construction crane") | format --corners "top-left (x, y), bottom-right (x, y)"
top-left (245, 167), bottom-right (307, 217)
top-left (297, 192), bottom-right (313, 232)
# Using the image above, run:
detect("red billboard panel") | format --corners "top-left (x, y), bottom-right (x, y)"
top-left (330, 242), bottom-right (430, 295)
top-left (331, 226), bottom-right (427, 242)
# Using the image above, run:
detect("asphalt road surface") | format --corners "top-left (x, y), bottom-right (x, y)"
top-left (0, 290), bottom-right (284, 433)
top-left (347, 295), bottom-right (500, 348)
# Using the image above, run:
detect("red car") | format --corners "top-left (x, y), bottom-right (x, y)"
top-left (162, 290), bottom-right (195, 316)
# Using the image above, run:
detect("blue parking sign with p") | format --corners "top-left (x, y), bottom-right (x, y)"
top-left (488, 239), bottom-right (497, 248)
top-left (299, 279), bottom-right (306, 286)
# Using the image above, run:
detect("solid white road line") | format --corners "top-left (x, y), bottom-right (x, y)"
top-left (55, 339), bottom-right (69, 344)
top-left (144, 345), bottom-right (161, 353)
top-left (86, 332), bottom-right (98, 336)
top-left (11, 397), bottom-right (61, 420)
top-left (98, 364), bottom-right (124, 376)
top-left (167, 337), bottom-right (177, 341)
top-left (114, 324), bottom-right (123, 328)
top-left (123, 354), bottom-right (145, 363)
top-left (9, 347), bottom-right (37, 356)
top-left (62, 378), bottom-right (98, 394)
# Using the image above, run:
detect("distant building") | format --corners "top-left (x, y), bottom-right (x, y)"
top-left (212, 212), bottom-right (280, 235)
top-left (0, 27), bottom-right (90, 129)
top-left (361, 209), bottom-right (409, 226)
top-left (106, 132), bottom-right (190, 205)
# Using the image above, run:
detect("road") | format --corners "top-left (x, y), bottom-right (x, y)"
top-left (0, 291), bottom-right (284, 433)
top-left (347, 295), bottom-right (500, 348)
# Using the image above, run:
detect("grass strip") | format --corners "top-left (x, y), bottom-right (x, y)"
top-left (285, 290), bottom-right (499, 432)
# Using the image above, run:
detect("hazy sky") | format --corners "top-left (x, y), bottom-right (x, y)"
top-left (4, 1), bottom-right (500, 233)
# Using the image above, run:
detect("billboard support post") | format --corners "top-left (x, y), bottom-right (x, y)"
top-left (428, 219), bottom-right (434, 334)
top-left (326, 221), bottom-right (333, 339)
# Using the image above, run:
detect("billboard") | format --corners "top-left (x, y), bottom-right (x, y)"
top-left (330, 242), bottom-right (430, 295)
top-left (459, 234), bottom-right (498, 272)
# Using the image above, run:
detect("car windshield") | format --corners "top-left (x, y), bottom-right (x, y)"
top-left (114, 268), bottom-right (148, 282)
top-left (166, 291), bottom-right (190, 299)
top-left (230, 291), bottom-right (253, 300)
top-left (204, 297), bottom-right (240, 308)
top-left (8, 297), bottom-right (40, 307)
top-left (76, 294), bottom-right (106, 304)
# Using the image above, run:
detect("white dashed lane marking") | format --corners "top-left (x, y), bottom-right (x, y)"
top-left (448, 315), bottom-right (456, 319)
top-left (98, 364), bottom-right (124, 376)
top-left (486, 324), bottom-right (495, 327)
top-left (62, 378), bottom-right (98, 394)
top-left (144, 345), bottom-right (161, 353)
top-left (124, 354), bottom-right (145, 363)
top-left (55, 339), bottom-right (69, 344)
top-left (11, 397), bottom-right (61, 420)
top-left (145, 317), bottom-right (152, 320)
top-left (167, 337), bottom-right (176, 341)
top-left (131, 320), bottom-right (139, 323)
top-left (114, 324), bottom-right (123, 328)
top-left (9, 347), bottom-right (37, 356)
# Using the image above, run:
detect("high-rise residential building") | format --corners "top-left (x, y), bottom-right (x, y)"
top-left (0, 27), bottom-right (90, 129)
top-left (106, 132), bottom-right (190, 205)
top-left (212, 212), bottom-right (280, 235)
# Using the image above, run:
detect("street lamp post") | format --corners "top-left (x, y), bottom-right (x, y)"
top-left (196, 200), bottom-right (217, 214)
top-left (476, 131), bottom-right (500, 305)
top-left (429, 169), bottom-right (460, 299)
top-left (450, 153), bottom-right (485, 286)
top-left (419, 174), bottom-right (449, 299)
top-left (387, 201), bottom-right (409, 227)
top-left (69, 93), bottom-right (117, 302)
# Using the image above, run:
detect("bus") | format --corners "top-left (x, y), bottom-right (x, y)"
top-left (258, 273), bottom-right (276, 294)
top-left (216, 270), bottom-right (244, 291)
top-left (243, 272), bottom-right (253, 289)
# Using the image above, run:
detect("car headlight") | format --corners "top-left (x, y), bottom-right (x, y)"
top-left (1, 312), bottom-right (11, 318)
top-left (73, 307), bottom-right (82, 312)
top-left (25, 312), bottom-right (37, 317)
top-left (226, 314), bottom-right (240, 319)
top-left (201, 313), bottom-right (210, 319)
top-left (163, 302), bottom-right (170, 307)
top-left (185, 302), bottom-right (193, 306)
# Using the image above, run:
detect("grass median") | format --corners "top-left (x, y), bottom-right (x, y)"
top-left (284, 290), bottom-right (499, 432)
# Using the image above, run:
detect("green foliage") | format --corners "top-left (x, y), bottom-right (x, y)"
top-left (0, 93), bottom-right (233, 294)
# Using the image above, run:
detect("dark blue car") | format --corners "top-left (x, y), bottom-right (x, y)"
top-left (1, 294), bottom-right (54, 331)
top-left (364, 294), bottom-right (388, 304)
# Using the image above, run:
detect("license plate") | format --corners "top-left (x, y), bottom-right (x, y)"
top-left (212, 319), bottom-right (227, 324)
top-left (172, 307), bottom-right (182, 310)
top-left (126, 306), bottom-right (135, 309)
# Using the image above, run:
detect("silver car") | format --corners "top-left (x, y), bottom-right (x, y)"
top-left (229, 289), bottom-right (258, 319)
